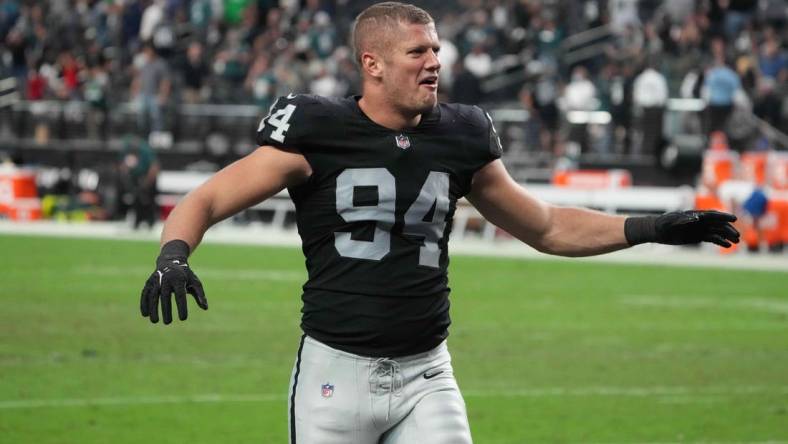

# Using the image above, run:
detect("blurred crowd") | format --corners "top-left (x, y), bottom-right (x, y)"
top-left (1, 0), bottom-right (786, 152)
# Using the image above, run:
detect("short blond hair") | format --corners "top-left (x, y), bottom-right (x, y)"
top-left (351, 2), bottom-right (434, 65)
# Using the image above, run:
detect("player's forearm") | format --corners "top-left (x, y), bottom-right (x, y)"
top-left (534, 206), bottom-right (629, 257)
top-left (159, 190), bottom-right (217, 253)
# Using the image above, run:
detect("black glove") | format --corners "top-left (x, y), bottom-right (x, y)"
top-left (140, 240), bottom-right (208, 324)
top-left (625, 210), bottom-right (740, 248)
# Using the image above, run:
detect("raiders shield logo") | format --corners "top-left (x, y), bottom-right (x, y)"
top-left (395, 134), bottom-right (411, 150)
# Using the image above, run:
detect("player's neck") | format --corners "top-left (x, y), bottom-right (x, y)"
top-left (358, 95), bottom-right (421, 131)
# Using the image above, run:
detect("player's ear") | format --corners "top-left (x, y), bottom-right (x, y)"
top-left (361, 52), bottom-right (383, 79)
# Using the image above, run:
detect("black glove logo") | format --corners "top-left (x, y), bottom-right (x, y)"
top-left (141, 256), bottom-right (208, 324)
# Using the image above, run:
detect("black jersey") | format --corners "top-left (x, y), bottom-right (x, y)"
top-left (256, 94), bottom-right (501, 357)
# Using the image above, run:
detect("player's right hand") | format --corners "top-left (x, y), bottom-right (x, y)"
top-left (140, 240), bottom-right (208, 324)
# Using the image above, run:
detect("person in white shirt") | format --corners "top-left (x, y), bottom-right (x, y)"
top-left (632, 62), bottom-right (668, 156)
top-left (561, 66), bottom-right (598, 153)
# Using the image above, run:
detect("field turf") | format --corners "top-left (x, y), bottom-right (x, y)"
top-left (0, 234), bottom-right (786, 443)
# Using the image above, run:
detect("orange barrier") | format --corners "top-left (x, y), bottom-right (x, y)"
top-left (0, 168), bottom-right (42, 221)
top-left (769, 151), bottom-right (788, 190)
top-left (708, 131), bottom-right (730, 152)
top-left (741, 151), bottom-right (768, 186)
top-left (768, 192), bottom-right (788, 246)
top-left (694, 192), bottom-right (725, 212)
top-left (702, 149), bottom-right (738, 190)
top-left (552, 169), bottom-right (632, 188)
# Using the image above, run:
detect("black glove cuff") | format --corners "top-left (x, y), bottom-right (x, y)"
top-left (159, 239), bottom-right (191, 260)
top-left (624, 216), bottom-right (658, 246)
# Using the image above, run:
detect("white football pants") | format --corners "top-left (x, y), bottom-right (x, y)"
top-left (287, 335), bottom-right (472, 444)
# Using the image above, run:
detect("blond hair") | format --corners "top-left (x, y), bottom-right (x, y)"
top-left (351, 2), bottom-right (434, 65)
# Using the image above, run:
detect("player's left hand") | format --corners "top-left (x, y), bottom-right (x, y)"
top-left (626, 210), bottom-right (740, 248)
top-left (140, 240), bottom-right (208, 324)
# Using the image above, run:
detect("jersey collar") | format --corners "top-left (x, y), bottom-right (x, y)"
top-left (349, 95), bottom-right (441, 132)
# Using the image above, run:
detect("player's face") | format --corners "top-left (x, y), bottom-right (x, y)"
top-left (383, 21), bottom-right (441, 115)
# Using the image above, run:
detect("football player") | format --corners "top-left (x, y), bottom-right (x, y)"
top-left (139, 3), bottom-right (740, 443)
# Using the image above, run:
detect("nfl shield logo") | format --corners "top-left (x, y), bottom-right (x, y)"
top-left (321, 383), bottom-right (334, 398)
top-left (395, 134), bottom-right (411, 150)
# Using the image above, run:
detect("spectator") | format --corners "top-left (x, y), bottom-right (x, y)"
top-left (460, 8), bottom-right (494, 55)
top-left (607, 23), bottom-right (644, 66)
top-left (121, 0), bottom-right (145, 57)
top-left (562, 66), bottom-right (598, 111)
top-left (333, 48), bottom-right (361, 97)
top-left (610, 62), bottom-right (636, 152)
top-left (236, 1), bottom-right (261, 48)
top-left (25, 59), bottom-right (46, 101)
top-left (702, 38), bottom-right (743, 134)
top-left (535, 16), bottom-right (563, 69)
top-left (596, 62), bottom-right (618, 153)
top-left (534, 71), bottom-right (561, 155)
top-left (223, 0), bottom-right (254, 26)
top-left (0, 0), bottom-right (21, 40)
top-left (5, 27), bottom-right (28, 85)
top-left (130, 42), bottom-right (171, 134)
top-left (56, 49), bottom-right (81, 100)
top-left (437, 36), bottom-right (459, 90)
top-left (118, 135), bottom-right (159, 230)
top-left (139, 0), bottom-right (166, 44)
top-left (754, 33), bottom-right (786, 128)
top-left (561, 66), bottom-right (598, 153)
top-left (179, 41), bottom-right (210, 104)
top-left (518, 87), bottom-right (543, 151)
top-left (609, 0), bottom-right (641, 32)
top-left (245, 54), bottom-right (277, 110)
top-left (213, 29), bottom-right (250, 101)
top-left (463, 43), bottom-right (492, 78)
top-left (84, 59), bottom-right (110, 140)
top-left (308, 11), bottom-right (336, 59)
top-left (25, 59), bottom-right (49, 144)
top-left (308, 63), bottom-right (338, 97)
top-left (450, 61), bottom-right (482, 105)
top-left (632, 62), bottom-right (668, 156)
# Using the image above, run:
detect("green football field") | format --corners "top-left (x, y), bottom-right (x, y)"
top-left (1, 234), bottom-right (786, 443)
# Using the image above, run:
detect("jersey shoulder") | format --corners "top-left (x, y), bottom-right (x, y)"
top-left (439, 102), bottom-right (487, 129)
top-left (255, 94), bottom-right (356, 149)
top-left (438, 102), bottom-right (503, 161)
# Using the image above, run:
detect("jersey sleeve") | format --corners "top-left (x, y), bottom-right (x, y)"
top-left (481, 107), bottom-right (504, 161)
top-left (255, 94), bottom-right (312, 149)
top-left (465, 105), bottom-right (502, 171)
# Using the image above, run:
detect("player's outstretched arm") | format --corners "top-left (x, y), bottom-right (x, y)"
top-left (140, 146), bottom-right (311, 324)
top-left (466, 160), bottom-right (739, 257)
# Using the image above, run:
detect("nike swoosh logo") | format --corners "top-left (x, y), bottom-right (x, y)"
top-left (287, 93), bottom-right (297, 99)
top-left (423, 370), bottom-right (444, 380)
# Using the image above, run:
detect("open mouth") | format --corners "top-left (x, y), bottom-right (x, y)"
top-left (419, 76), bottom-right (438, 89)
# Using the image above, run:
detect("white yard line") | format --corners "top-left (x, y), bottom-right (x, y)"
top-left (0, 393), bottom-right (283, 409)
top-left (589, 441), bottom-right (788, 444)
top-left (621, 295), bottom-right (788, 315)
top-left (2, 386), bottom-right (785, 409)
top-left (461, 385), bottom-right (788, 398)
top-left (73, 265), bottom-right (305, 281)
